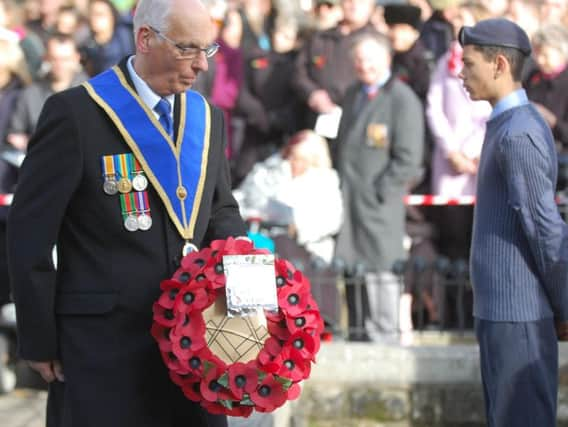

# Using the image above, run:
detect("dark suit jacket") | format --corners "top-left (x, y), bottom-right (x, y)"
top-left (7, 58), bottom-right (245, 427)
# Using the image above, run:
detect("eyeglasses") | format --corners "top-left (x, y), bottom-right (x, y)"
top-left (148, 26), bottom-right (219, 59)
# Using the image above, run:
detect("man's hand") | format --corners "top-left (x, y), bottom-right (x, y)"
top-left (448, 151), bottom-right (478, 175)
top-left (28, 360), bottom-right (65, 383)
top-left (307, 90), bottom-right (337, 114)
top-left (6, 133), bottom-right (29, 151)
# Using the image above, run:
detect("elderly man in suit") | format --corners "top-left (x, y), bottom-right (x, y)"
top-left (334, 31), bottom-right (424, 342)
top-left (6, 0), bottom-right (246, 426)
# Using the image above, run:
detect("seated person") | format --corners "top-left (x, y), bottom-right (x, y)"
top-left (234, 129), bottom-right (343, 265)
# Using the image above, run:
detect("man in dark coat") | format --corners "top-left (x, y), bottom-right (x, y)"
top-left (334, 31), bottom-right (424, 342)
top-left (6, 0), bottom-right (246, 426)
top-left (291, 0), bottom-right (376, 129)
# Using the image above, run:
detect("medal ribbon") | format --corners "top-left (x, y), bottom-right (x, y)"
top-left (117, 154), bottom-right (131, 181)
top-left (135, 190), bottom-right (150, 215)
top-left (119, 192), bottom-right (136, 220)
top-left (101, 155), bottom-right (117, 180)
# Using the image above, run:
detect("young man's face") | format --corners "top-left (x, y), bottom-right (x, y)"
top-left (459, 45), bottom-right (496, 103)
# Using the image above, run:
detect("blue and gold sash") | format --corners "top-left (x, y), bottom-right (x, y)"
top-left (82, 66), bottom-right (211, 240)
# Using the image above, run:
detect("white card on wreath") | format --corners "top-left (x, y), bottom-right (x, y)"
top-left (223, 254), bottom-right (278, 316)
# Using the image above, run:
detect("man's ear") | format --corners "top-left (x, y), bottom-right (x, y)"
top-left (136, 27), bottom-right (152, 54)
top-left (494, 53), bottom-right (509, 80)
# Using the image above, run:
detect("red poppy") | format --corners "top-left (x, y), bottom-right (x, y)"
top-left (157, 280), bottom-right (183, 309)
top-left (180, 247), bottom-right (212, 271)
top-left (182, 380), bottom-right (204, 402)
top-left (287, 383), bottom-right (302, 400)
top-left (250, 376), bottom-right (287, 412)
top-left (150, 323), bottom-right (173, 353)
top-left (285, 331), bottom-right (318, 362)
top-left (251, 57), bottom-right (269, 69)
top-left (153, 302), bottom-right (180, 328)
top-left (278, 281), bottom-right (310, 316)
top-left (170, 370), bottom-right (198, 388)
top-left (312, 55), bottom-right (326, 69)
top-left (203, 258), bottom-right (227, 289)
top-left (274, 259), bottom-right (298, 287)
top-left (272, 346), bottom-right (311, 382)
top-left (223, 404), bottom-right (254, 417)
top-left (258, 337), bottom-right (282, 366)
top-left (200, 366), bottom-right (233, 402)
top-left (174, 283), bottom-right (210, 313)
top-left (285, 310), bottom-right (324, 335)
top-left (267, 317), bottom-right (291, 341)
top-left (171, 328), bottom-right (207, 361)
top-left (161, 350), bottom-right (185, 372)
top-left (227, 361), bottom-right (259, 399)
top-left (171, 310), bottom-right (206, 341)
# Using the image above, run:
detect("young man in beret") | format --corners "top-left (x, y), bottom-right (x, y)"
top-left (459, 18), bottom-right (568, 426)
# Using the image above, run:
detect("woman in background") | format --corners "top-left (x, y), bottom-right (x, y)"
top-left (234, 129), bottom-right (343, 266)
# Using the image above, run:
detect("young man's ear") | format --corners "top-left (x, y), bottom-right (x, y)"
top-left (494, 54), bottom-right (509, 80)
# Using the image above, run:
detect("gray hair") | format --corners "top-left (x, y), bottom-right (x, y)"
top-left (133, 0), bottom-right (173, 35)
top-left (532, 24), bottom-right (568, 60)
top-left (350, 31), bottom-right (392, 56)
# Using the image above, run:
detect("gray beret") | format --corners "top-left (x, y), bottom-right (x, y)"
top-left (458, 18), bottom-right (532, 56)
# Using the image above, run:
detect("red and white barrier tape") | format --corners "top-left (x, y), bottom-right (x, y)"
top-left (0, 194), bottom-right (13, 207)
top-left (404, 195), bottom-right (475, 206)
top-left (0, 193), bottom-right (564, 207)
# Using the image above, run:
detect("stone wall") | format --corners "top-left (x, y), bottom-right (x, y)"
top-left (289, 338), bottom-right (568, 427)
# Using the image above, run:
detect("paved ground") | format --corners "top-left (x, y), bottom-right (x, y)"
top-left (0, 389), bottom-right (46, 427)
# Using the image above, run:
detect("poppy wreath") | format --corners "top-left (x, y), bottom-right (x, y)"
top-left (151, 237), bottom-right (324, 417)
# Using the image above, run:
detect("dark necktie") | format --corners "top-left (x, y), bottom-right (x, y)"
top-left (154, 98), bottom-right (173, 137)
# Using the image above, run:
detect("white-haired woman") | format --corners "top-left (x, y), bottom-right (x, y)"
top-left (234, 129), bottom-right (343, 265)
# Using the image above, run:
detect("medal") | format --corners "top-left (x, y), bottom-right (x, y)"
top-left (132, 174), bottom-right (148, 192)
top-left (131, 156), bottom-right (148, 191)
top-left (117, 154), bottom-right (133, 193)
top-left (118, 177), bottom-right (132, 193)
top-left (103, 178), bottom-right (118, 195)
top-left (138, 213), bottom-right (152, 231)
top-left (182, 241), bottom-right (198, 256)
top-left (134, 191), bottom-right (152, 231)
top-left (101, 155), bottom-right (119, 195)
top-left (124, 214), bottom-right (139, 232)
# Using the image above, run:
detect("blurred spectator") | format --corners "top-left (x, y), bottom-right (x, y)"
top-left (426, 1), bottom-right (490, 259)
top-left (539, 0), bottom-right (566, 25)
top-left (233, 15), bottom-right (302, 185)
top-left (479, 0), bottom-right (507, 17)
top-left (239, 0), bottom-right (275, 52)
top-left (26, 0), bottom-right (64, 43)
top-left (194, 1), bottom-right (244, 158)
top-left (312, 0), bottom-right (343, 30)
top-left (506, 0), bottom-right (539, 41)
top-left (0, 0), bottom-right (45, 79)
top-left (6, 34), bottom-right (87, 153)
top-left (525, 25), bottom-right (568, 157)
top-left (292, 0), bottom-right (376, 129)
top-left (55, 5), bottom-right (89, 45)
top-left (79, 0), bottom-right (134, 76)
top-left (419, 0), bottom-right (461, 62)
top-left (0, 36), bottom-right (30, 305)
top-left (384, 3), bottom-right (433, 103)
top-left (234, 129), bottom-right (343, 265)
top-left (334, 32), bottom-right (423, 342)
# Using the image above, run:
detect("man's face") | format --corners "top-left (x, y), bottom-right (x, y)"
top-left (341, 0), bottom-right (374, 27)
top-left (45, 39), bottom-right (80, 82)
top-left (459, 45), bottom-right (495, 102)
top-left (388, 23), bottom-right (418, 53)
top-left (353, 39), bottom-right (390, 86)
top-left (143, 4), bottom-right (213, 96)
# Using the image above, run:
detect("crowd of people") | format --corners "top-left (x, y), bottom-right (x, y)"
top-left (1, 0), bottom-right (568, 341)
